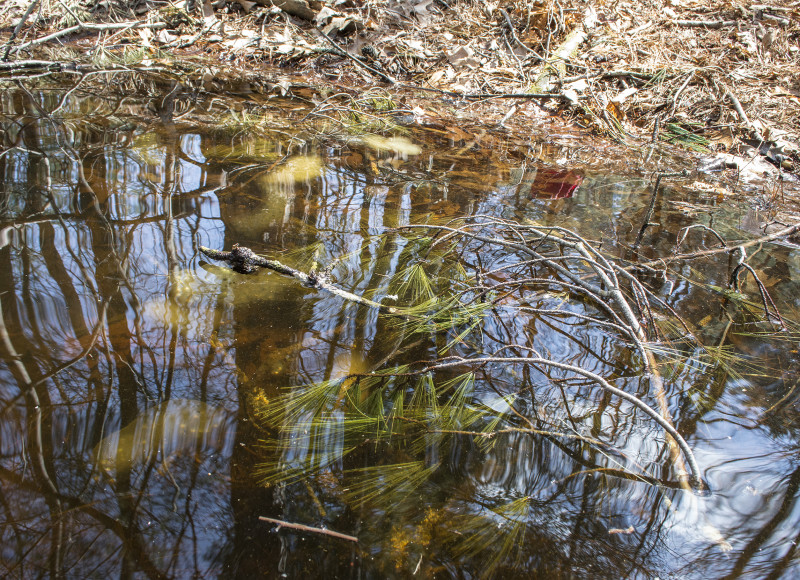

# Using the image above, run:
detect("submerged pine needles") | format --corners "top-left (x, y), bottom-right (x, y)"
top-left (248, 213), bottom-right (795, 571)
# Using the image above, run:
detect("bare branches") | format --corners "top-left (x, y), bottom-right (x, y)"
top-left (390, 217), bottom-right (707, 489)
top-left (1, 0), bottom-right (41, 61)
top-left (729, 247), bottom-right (787, 330)
top-left (313, 26), bottom-right (397, 85)
top-left (212, 201), bottom-right (797, 500)
top-left (636, 221), bottom-right (800, 269)
top-left (724, 90), bottom-right (764, 141)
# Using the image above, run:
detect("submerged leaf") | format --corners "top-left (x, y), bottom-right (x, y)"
top-left (267, 156), bottom-right (324, 185)
top-left (362, 135), bottom-right (422, 156)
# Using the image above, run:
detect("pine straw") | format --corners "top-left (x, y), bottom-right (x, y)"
top-left (2, 0), bottom-right (799, 164)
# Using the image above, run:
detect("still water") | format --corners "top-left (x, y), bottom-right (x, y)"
top-left (1, 77), bottom-right (799, 579)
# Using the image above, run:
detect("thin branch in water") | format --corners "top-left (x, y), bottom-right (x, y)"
top-left (632, 170), bottom-right (689, 252)
top-left (675, 224), bottom-right (727, 251)
top-left (408, 354), bottom-right (705, 490)
top-left (632, 220), bottom-right (800, 269)
top-left (258, 516), bottom-right (358, 542)
top-left (199, 244), bottom-right (398, 313)
top-left (729, 248), bottom-right (787, 329)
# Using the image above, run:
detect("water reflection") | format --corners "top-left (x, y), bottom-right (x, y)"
top-left (0, 79), bottom-right (799, 579)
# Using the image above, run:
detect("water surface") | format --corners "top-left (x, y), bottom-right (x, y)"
top-left (1, 77), bottom-right (799, 579)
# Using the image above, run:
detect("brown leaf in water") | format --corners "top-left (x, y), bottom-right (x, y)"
top-left (608, 525), bottom-right (635, 535)
top-left (342, 152), bottom-right (363, 169)
top-left (706, 127), bottom-right (734, 151)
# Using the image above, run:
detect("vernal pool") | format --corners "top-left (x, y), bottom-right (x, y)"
top-left (1, 77), bottom-right (799, 579)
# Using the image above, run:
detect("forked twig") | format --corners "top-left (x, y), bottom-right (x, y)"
top-left (729, 247), bottom-right (787, 329)
top-left (633, 170), bottom-right (689, 252)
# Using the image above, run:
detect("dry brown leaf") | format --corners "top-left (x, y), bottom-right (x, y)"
top-left (447, 46), bottom-right (480, 69)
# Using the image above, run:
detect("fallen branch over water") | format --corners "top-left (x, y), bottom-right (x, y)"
top-left (396, 218), bottom-right (705, 490)
top-left (405, 353), bottom-right (703, 490)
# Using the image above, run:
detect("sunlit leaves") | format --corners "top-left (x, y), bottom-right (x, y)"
top-left (265, 155), bottom-right (323, 185)
top-left (362, 135), bottom-right (422, 157)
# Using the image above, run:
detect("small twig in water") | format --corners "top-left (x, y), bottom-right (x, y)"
top-left (259, 516), bottom-right (358, 542)
top-left (633, 170), bottom-right (689, 252)
top-left (729, 247), bottom-right (787, 329)
top-left (633, 221), bottom-right (800, 270)
top-left (675, 224), bottom-right (727, 251)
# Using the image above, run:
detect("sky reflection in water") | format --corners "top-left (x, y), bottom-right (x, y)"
top-left (0, 83), bottom-right (799, 579)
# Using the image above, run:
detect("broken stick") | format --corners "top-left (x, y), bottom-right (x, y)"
top-left (259, 516), bottom-right (358, 542)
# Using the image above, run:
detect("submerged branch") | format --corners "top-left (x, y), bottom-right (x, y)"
top-left (234, 212), bottom-right (797, 498)
top-left (630, 221), bottom-right (800, 271)
top-left (633, 170), bottom-right (689, 252)
top-left (412, 354), bottom-right (704, 490)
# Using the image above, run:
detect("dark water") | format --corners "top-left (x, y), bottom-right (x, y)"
top-left (1, 77), bottom-right (800, 579)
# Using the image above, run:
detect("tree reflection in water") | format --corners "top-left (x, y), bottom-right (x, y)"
top-left (0, 79), bottom-right (799, 579)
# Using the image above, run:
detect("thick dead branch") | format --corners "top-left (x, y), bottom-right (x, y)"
top-left (0, 59), bottom-right (67, 72)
